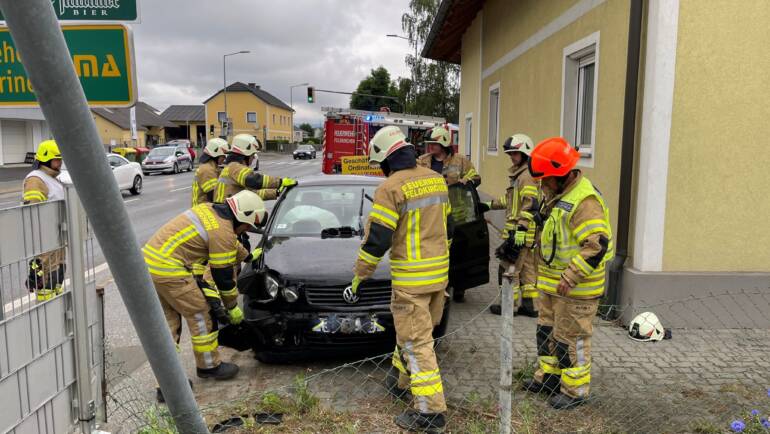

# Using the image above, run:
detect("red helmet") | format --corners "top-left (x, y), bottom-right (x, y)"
top-left (528, 137), bottom-right (580, 179)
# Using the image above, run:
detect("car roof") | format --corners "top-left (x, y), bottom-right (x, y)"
top-left (295, 174), bottom-right (383, 187)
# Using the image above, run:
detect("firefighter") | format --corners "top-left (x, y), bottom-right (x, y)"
top-left (482, 134), bottom-right (541, 317)
top-left (520, 137), bottom-right (613, 409)
top-left (213, 133), bottom-right (296, 204)
top-left (352, 126), bottom-right (452, 432)
top-left (417, 126), bottom-right (480, 186)
top-left (191, 137), bottom-right (229, 206)
top-left (22, 140), bottom-right (66, 302)
top-left (143, 190), bottom-right (267, 384)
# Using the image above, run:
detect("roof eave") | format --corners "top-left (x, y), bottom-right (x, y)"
top-left (421, 0), bottom-right (456, 61)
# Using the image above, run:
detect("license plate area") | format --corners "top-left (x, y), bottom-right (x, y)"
top-left (311, 313), bottom-right (385, 334)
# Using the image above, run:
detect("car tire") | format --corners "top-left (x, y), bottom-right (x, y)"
top-left (452, 289), bottom-right (465, 302)
top-left (254, 350), bottom-right (296, 365)
top-left (129, 176), bottom-right (142, 195)
top-left (173, 163), bottom-right (179, 174)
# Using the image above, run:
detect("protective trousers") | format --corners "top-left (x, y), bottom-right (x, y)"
top-left (533, 292), bottom-right (598, 398)
top-left (497, 247), bottom-right (538, 307)
top-left (390, 288), bottom-right (447, 413)
top-left (153, 275), bottom-right (221, 370)
top-left (27, 249), bottom-right (66, 302)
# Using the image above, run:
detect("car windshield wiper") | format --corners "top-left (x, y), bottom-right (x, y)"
top-left (321, 226), bottom-right (358, 239)
top-left (357, 190), bottom-right (374, 239)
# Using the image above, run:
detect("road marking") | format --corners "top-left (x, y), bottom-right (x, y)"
top-left (169, 186), bottom-right (191, 192)
top-left (125, 198), bottom-right (140, 204)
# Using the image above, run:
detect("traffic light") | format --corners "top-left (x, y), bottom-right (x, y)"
top-left (307, 87), bottom-right (315, 104)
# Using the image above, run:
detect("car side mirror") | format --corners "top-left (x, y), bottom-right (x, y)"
top-left (175, 151), bottom-right (183, 156)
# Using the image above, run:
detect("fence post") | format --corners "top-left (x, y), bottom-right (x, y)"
top-left (65, 186), bottom-right (96, 433)
top-left (499, 264), bottom-right (515, 434)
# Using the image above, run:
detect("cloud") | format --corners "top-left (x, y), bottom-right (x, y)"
top-left (134, 0), bottom-right (412, 125)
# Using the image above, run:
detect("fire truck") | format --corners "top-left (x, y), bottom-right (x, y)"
top-left (321, 107), bottom-right (458, 174)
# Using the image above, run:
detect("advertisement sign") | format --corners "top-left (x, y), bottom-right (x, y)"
top-left (340, 155), bottom-right (383, 177)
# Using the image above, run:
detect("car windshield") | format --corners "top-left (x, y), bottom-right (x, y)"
top-left (270, 185), bottom-right (376, 237)
top-left (149, 147), bottom-right (175, 157)
top-left (298, 145), bottom-right (314, 151)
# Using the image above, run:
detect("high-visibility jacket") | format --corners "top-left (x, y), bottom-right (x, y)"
top-left (417, 152), bottom-right (480, 186)
top-left (192, 160), bottom-right (220, 206)
top-left (490, 163), bottom-right (541, 243)
top-left (354, 165), bottom-right (452, 294)
top-left (537, 173), bottom-right (614, 299)
top-left (22, 166), bottom-right (64, 204)
top-left (143, 204), bottom-right (242, 283)
top-left (213, 161), bottom-right (280, 204)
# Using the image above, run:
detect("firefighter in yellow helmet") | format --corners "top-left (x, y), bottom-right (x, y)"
top-left (352, 126), bottom-right (453, 432)
top-left (23, 140), bottom-right (66, 301)
top-left (521, 137), bottom-right (613, 410)
top-left (481, 134), bottom-right (541, 317)
top-left (213, 133), bottom-right (296, 204)
top-left (143, 190), bottom-right (267, 391)
top-left (417, 125), bottom-right (480, 186)
top-left (192, 138), bottom-right (228, 206)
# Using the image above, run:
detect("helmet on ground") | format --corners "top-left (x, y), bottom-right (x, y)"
top-left (628, 312), bottom-right (665, 342)
top-left (425, 126), bottom-right (451, 148)
top-left (230, 134), bottom-right (260, 156)
top-left (503, 134), bottom-right (534, 156)
top-left (226, 190), bottom-right (266, 228)
top-left (35, 140), bottom-right (62, 163)
top-left (368, 126), bottom-right (412, 164)
top-left (204, 138), bottom-right (228, 158)
top-left (528, 137), bottom-right (580, 179)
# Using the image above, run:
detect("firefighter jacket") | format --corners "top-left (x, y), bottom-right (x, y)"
top-left (417, 152), bottom-right (480, 186)
top-left (143, 203), bottom-right (243, 295)
top-left (490, 163), bottom-right (541, 243)
top-left (213, 160), bottom-right (280, 204)
top-left (354, 165), bottom-right (452, 294)
top-left (192, 160), bottom-right (220, 206)
top-left (23, 166), bottom-right (64, 204)
top-left (537, 172), bottom-right (614, 299)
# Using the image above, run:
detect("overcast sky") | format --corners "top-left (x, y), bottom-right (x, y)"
top-left (133, 0), bottom-right (413, 126)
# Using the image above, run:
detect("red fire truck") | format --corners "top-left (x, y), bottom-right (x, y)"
top-left (321, 107), bottom-right (457, 174)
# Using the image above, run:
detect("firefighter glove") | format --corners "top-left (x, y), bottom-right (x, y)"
top-left (278, 177), bottom-right (298, 193)
top-left (479, 201), bottom-right (491, 214)
top-left (247, 247), bottom-right (263, 263)
top-left (513, 225), bottom-right (527, 247)
top-left (228, 306), bottom-right (244, 325)
top-left (351, 275), bottom-right (362, 295)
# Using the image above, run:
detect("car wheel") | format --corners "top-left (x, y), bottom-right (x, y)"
top-left (129, 175), bottom-right (142, 195)
top-left (173, 163), bottom-right (179, 174)
top-left (254, 350), bottom-right (297, 364)
top-left (452, 289), bottom-right (465, 302)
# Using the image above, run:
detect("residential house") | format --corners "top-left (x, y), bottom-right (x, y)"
top-left (0, 108), bottom-right (51, 165)
top-left (92, 102), bottom-right (174, 148)
top-left (161, 105), bottom-right (206, 147)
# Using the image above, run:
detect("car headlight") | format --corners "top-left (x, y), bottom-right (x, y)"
top-left (264, 274), bottom-right (281, 300)
top-left (282, 286), bottom-right (298, 303)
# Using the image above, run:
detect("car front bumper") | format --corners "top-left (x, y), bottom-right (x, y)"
top-left (142, 162), bottom-right (173, 172)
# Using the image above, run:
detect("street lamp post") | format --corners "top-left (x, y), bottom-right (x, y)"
top-left (386, 34), bottom-right (411, 41)
top-left (222, 50), bottom-right (250, 136)
top-left (289, 82), bottom-right (308, 143)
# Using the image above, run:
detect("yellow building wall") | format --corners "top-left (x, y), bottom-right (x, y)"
top-left (205, 91), bottom-right (293, 142)
top-left (476, 0), bottom-right (630, 234)
top-left (458, 14), bottom-right (482, 163)
top-left (662, 0), bottom-right (770, 272)
top-left (93, 114), bottom-right (126, 146)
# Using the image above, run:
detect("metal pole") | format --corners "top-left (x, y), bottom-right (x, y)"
top-left (222, 55), bottom-right (228, 137)
top-left (65, 185), bottom-right (96, 434)
top-left (0, 1), bottom-right (209, 433)
top-left (499, 264), bottom-right (515, 434)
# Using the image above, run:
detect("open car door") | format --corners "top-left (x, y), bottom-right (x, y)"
top-left (448, 183), bottom-right (490, 301)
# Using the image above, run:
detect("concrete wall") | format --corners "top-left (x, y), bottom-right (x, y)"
top-left (662, 0), bottom-right (770, 272)
top-left (205, 92), bottom-right (293, 142)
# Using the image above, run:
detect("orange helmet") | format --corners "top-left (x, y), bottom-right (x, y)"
top-left (528, 137), bottom-right (580, 179)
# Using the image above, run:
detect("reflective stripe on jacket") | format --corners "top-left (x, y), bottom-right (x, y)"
top-left (192, 161), bottom-right (220, 206)
top-left (490, 164), bottom-right (541, 243)
top-left (417, 153), bottom-right (480, 186)
top-left (213, 161), bottom-right (280, 203)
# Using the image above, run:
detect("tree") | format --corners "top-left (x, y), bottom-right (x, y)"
top-left (298, 123), bottom-right (314, 136)
top-left (350, 66), bottom-right (402, 112)
top-left (402, 0), bottom-right (460, 123)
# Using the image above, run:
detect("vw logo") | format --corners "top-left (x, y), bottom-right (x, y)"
top-left (343, 286), bottom-right (360, 304)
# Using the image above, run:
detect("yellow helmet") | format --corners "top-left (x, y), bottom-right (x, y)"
top-left (35, 140), bottom-right (62, 163)
top-left (204, 138), bottom-right (229, 158)
top-left (368, 126), bottom-right (411, 164)
top-left (226, 190), bottom-right (267, 228)
top-left (425, 126), bottom-right (451, 148)
top-left (230, 134), bottom-right (260, 156)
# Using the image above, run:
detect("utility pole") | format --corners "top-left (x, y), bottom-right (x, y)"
top-left (289, 82), bottom-right (308, 143)
top-left (222, 50), bottom-right (249, 136)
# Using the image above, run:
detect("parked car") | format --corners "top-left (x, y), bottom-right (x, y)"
top-left (58, 153), bottom-right (143, 195)
top-left (293, 145), bottom-right (317, 160)
top-left (167, 139), bottom-right (196, 163)
top-left (235, 175), bottom-right (489, 362)
top-left (141, 145), bottom-right (193, 175)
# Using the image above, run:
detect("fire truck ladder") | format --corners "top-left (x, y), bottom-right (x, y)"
top-left (354, 116), bottom-right (368, 156)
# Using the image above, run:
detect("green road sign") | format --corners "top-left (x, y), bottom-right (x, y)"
top-left (0, 0), bottom-right (139, 22)
top-left (0, 25), bottom-right (136, 107)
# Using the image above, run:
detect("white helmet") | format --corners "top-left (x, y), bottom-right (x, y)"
top-left (503, 134), bottom-right (535, 156)
top-left (425, 126), bottom-right (450, 148)
top-left (226, 190), bottom-right (266, 228)
top-left (628, 312), bottom-right (665, 342)
top-left (204, 138), bottom-right (228, 158)
top-left (230, 134), bottom-right (260, 156)
top-left (368, 126), bottom-right (412, 164)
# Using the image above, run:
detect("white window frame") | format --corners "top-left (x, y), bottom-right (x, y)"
top-left (561, 31), bottom-right (600, 168)
top-left (487, 82), bottom-right (500, 155)
top-left (246, 112), bottom-right (257, 124)
top-left (464, 113), bottom-right (473, 161)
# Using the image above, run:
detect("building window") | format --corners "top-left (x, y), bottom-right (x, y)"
top-left (464, 114), bottom-right (473, 160)
top-left (562, 32), bottom-right (599, 166)
top-left (487, 84), bottom-right (500, 153)
top-left (272, 114), bottom-right (276, 124)
top-left (246, 112), bottom-right (257, 123)
top-left (217, 112), bottom-right (226, 123)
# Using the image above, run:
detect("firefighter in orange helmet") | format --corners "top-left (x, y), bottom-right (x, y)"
top-left (521, 137), bottom-right (613, 409)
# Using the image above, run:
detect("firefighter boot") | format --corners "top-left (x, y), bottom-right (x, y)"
top-left (384, 366), bottom-right (412, 402)
top-left (516, 298), bottom-right (538, 318)
top-left (549, 393), bottom-right (587, 410)
top-left (197, 361), bottom-right (239, 381)
top-left (522, 373), bottom-right (560, 395)
top-left (395, 409), bottom-right (446, 433)
top-left (156, 379), bottom-right (193, 403)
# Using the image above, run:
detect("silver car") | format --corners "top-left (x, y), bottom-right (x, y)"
top-left (141, 145), bottom-right (193, 175)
